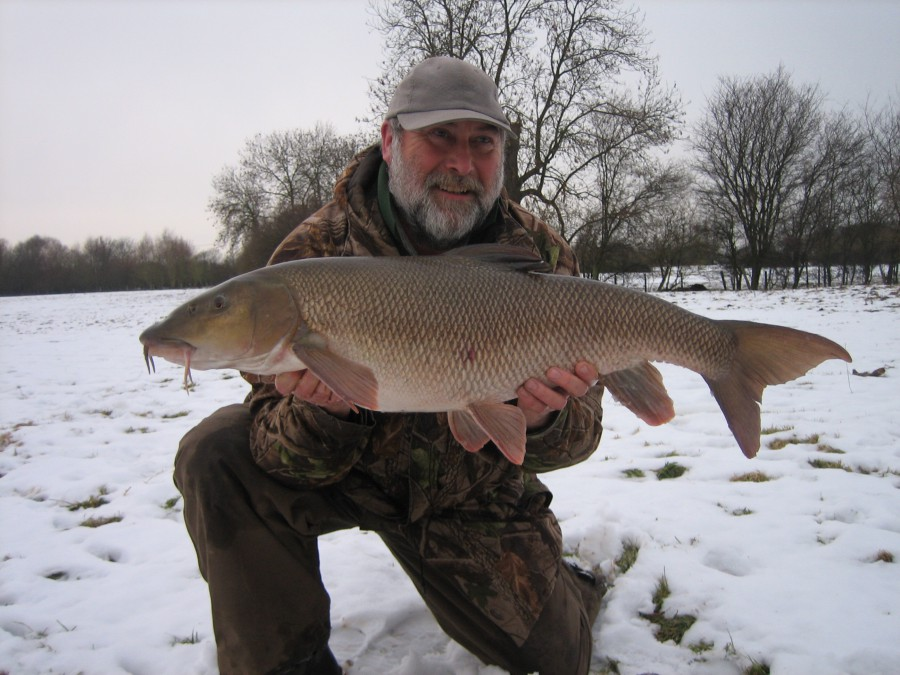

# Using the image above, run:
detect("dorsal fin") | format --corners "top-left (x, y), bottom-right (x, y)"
top-left (443, 244), bottom-right (551, 273)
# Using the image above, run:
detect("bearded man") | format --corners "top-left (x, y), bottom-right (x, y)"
top-left (175, 56), bottom-right (606, 675)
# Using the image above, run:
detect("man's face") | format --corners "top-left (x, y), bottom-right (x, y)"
top-left (382, 119), bottom-right (504, 248)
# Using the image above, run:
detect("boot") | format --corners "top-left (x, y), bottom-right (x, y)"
top-left (264, 646), bottom-right (342, 675)
top-left (566, 561), bottom-right (608, 626)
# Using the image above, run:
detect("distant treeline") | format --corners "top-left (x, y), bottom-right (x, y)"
top-left (0, 232), bottom-right (238, 296)
top-left (1, 223), bottom-right (894, 298)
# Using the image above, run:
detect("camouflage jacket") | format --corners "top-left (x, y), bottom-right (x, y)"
top-left (246, 145), bottom-right (605, 644)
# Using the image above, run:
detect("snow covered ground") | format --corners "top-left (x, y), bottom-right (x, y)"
top-left (0, 284), bottom-right (898, 675)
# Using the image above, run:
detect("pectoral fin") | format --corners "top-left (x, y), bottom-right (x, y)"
top-left (602, 361), bottom-right (674, 426)
top-left (448, 402), bottom-right (528, 465)
top-left (292, 331), bottom-right (379, 412)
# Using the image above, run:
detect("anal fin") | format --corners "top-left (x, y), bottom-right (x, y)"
top-left (602, 361), bottom-right (674, 426)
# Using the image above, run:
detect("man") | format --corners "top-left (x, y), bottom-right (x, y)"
top-left (175, 56), bottom-right (606, 675)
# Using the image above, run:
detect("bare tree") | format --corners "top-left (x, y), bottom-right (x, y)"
top-left (782, 111), bottom-right (868, 288)
top-left (573, 150), bottom-right (689, 277)
top-left (369, 0), bottom-right (682, 237)
top-left (866, 98), bottom-right (900, 284)
top-left (634, 176), bottom-right (712, 290)
top-left (692, 66), bottom-right (823, 289)
top-left (209, 123), bottom-right (362, 252)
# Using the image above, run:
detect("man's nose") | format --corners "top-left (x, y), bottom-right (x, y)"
top-left (444, 139), bottom-right (474, 174)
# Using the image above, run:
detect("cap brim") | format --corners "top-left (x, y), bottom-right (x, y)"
top-left (396, 109), bottom-right (514, 136)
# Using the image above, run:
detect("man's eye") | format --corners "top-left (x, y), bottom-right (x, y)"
top-left (473, 136), bottom-right (497, 152)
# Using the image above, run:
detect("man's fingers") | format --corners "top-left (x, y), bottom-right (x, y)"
top-left (575, 361), bottom-right (600, 387)
top-left (518, 361), bottom-right (599, 414)
top-left (274, 370), bottom-right (329, 401)
top-left (516, 384), bottom-right (546, 412)
top-left (272, 369), bottom-right (352, 418)
top-left (294, 372), bottom-right (320, 399)
top-left (294, 371), bottom-right (336, 403)
top-left (524, 378), bottom-right (569, 411)
top-left (309, 379), bottom-right (338, 405)
top-left (274, 371), bottom-right (302, 396)
top-left (547, 362), bottom-right (598, 397)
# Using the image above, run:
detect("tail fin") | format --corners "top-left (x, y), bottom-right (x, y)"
top-left (704, 320), bottom-right (851, 458)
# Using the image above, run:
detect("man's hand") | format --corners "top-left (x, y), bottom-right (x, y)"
top-left (274, 370), bottom-right (353, 418)
top-left (274, 361), bottom-right (599, 428)
top-left (516, 361), bottom-right (599, 431)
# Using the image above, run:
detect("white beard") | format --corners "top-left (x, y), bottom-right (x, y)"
top-left (388, 134), bottom-right (504, 248)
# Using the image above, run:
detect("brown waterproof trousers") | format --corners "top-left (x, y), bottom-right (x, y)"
top-left (175, 404), bottom-right (597, 674)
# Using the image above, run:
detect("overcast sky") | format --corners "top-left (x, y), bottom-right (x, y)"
top-left (1, 0), bottom-right (898, 252)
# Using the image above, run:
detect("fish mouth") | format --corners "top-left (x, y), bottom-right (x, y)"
top-left (140, 336), bottom-right (196, 389)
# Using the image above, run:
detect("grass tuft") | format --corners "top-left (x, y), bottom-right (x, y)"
top-left (651, 574), bottom-right (671, 609)
top-left (808, 458), bottom-right (850, 471)
top-left (689, 639), bottom-right (715, 654)
top-left (872, 550), bottom-right (894, 563)
top-left (639, 573), bottom-right (698, 644)
top-left (171, 630), bottom-right (201, 646)
top-left (656, 462), bottom-right (688, 480)
top-left (768, 433), bottom-right (819, 450)
top-left (730, 471), bottom-right (772, 483)
top-left (79, 514), bottom-right (123, 528)
top-left (615, 539), bottom-right (640, 574)
top-left (595, 657), bottom-right (621, 674)
top-left (640, 609), bottom-right (697, 644)
top-left (622, 468), bottom-right (645, 479)
top-left (66, 486), bottom-right (110, 511)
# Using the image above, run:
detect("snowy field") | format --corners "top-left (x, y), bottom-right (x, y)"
top-left (1, 284), bottom-right (898, 675)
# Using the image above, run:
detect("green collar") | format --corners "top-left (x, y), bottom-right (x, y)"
top-left (377, 160), bottom-right (419, 255)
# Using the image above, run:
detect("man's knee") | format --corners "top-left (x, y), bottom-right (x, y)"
top-left (174, 403), bottom-right (252, 494)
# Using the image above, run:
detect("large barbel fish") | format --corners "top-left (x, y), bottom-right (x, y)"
top-left (139, 245), bottom-right (851, 464)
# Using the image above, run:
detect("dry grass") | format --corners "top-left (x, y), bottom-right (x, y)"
top-left (768, 433), bottom-right (819, 450)
top-left (730, 471), bottom-right (773, 483)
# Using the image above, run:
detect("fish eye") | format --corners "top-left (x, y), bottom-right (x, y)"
top-left (213, 295), bottom-right (227, 310)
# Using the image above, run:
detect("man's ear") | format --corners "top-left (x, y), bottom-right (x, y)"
top-left (381, 120), bottom-right (394, 164)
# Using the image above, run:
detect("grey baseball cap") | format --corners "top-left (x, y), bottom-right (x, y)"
top-left (385, 56), bottom-right (513, 135)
